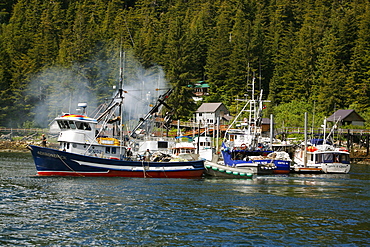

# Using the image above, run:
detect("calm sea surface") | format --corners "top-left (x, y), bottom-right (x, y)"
top-left (0, 152), bottom-right (369, 246)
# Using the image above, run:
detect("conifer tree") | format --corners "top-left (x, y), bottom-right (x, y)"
top-left (346, 1), bottom-right (370, 112)
top-left (205, 1), bottom-right (233, 104)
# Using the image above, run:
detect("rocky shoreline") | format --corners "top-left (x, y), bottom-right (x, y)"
top-left (0, 140), bottom-right (58, 152)
top-left (0, 140), bottom-right (33, 152)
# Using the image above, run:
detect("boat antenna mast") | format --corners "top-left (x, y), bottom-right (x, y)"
top-left (118, 47), bottom-right (126, 149)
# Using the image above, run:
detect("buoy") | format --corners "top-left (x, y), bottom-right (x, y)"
top-left (219, 168), bottom-right (225, 172)
top-left (226, 170), bottom-right (232, 174)
top-left (247, 173), bottom-right (253, 177)
top-left (212, 167), bottom-right (218, 171)
top-left (233, 171), bottom-right (239, 175)
top-left (205, 165), bottom-right (211, 169)
top-left (240, 172), bottom-right (246, 176)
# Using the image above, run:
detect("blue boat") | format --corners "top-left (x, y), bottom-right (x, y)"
top-left (28, 73), bottom-right (205, 178)
top-left (28, 144), bottom-right (204, 178)
top-left (218, 78), bottom-right (291, 175)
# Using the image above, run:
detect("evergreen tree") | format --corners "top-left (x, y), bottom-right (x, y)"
top-left (346, 1), bottom-right (370, 112)
top-left (205, 1), bottom-right (233, 104)
top-left (163, 1), bottom-right (196, 119)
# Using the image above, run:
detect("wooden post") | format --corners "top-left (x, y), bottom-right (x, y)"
top-left (304, 112), bottom-right (308, 168)
top-left (347, 129), bottom-right (350, 151)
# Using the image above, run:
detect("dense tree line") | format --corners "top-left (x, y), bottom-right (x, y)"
top-left (0, 0), bottom-right (369, 128)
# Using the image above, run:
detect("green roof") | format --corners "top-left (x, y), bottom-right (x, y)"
top-left (194, 84), bottom-right (209, 88)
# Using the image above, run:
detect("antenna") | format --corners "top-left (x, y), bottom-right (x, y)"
top-left (259, 58), bottom-right (262, 91)
top-left (124, 16), bottom-right (135, 47)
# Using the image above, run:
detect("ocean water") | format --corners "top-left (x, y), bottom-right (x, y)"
top-left (0, 152), bottom-right (369, 246)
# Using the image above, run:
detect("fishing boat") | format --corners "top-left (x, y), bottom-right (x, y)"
top-left (292, 118), bottom-right (351, 174)
top-left (28, 62), bottom-right (205, 178)
top-left (292, 140), bottom-right (351, 174)
top-left (208, 78), bottom-right (291, 176)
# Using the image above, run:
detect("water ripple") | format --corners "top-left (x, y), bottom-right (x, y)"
top-left (0, 153), bottom-right (369, 246)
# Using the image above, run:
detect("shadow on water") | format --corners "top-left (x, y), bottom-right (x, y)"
top-left (0, 152), bottom-right (369, 246)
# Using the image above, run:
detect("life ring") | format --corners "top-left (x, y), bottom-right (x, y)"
top-left (241, 144), bottom-right (247, 150)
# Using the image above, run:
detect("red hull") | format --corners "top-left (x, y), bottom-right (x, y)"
top-left (273, 170), bottom-right (290, 174)
top-left (37, 169), bottom-right (205, 178)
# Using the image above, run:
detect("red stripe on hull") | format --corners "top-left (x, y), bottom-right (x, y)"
top-left (37, 169), bottom-right (204, 178)
top-left (273, 170), bottom-right (290, 174)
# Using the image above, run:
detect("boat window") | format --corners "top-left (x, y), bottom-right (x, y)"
top-left (76, 121), bottom-right (84, 130)
top-left (323, 153), bottom-right (333, 162)
top-left (340, 154), bottom-right (350, 163)
top-left (63, 121), bottom-right (70, 129)
top-left (111, 147), bottom-right (116, 154)
top-left (158, 141), bottom-right (168, 148)
top-left (66, 143), bottom-right (70, 149)
top-left (83, 123), bottom-right (91, 130)
top-left (75, 121), bottom-right (91, 130)
top-left (106, 147), bottom-right (110, 154)
top-left (69, 121), bottom-right (76, 129)
top-left (316, 154), bottom-right (322, 163)
top-left (57, 121), bottom-right (65, 129)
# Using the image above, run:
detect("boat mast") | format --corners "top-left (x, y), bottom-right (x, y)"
top-left (119, 49), bottom-right (125, 155)
top-left (304, 112), bottom-right (308, 168)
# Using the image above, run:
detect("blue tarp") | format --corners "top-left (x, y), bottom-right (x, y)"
top-left (310, 139), bottom-right (332, 145)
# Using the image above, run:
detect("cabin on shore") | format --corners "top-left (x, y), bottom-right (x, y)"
top-left (327, 109), bottom-right (365, 127)
top-left (195, 103), bottom-right (232, 125)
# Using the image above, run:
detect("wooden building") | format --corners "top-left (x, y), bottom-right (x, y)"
top-left (195, 103), bottom-right (232, 125)
top-left (327, 109), bottom-right (365, 126)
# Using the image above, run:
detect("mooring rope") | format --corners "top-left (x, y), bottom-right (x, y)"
top-left (141, 160), bottom-right (146, 178)
top-left (57, 154), bottom-right (85, 177)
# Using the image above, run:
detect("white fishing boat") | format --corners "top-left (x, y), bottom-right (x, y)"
top-left (28, 55), bottom-right (205, 178)
top-left (292, 118), bottom-right (351, 174)
top-left (292, 140), bottom-right (351, 173)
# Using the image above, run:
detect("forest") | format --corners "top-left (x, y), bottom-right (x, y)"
top-left (0, 0), bottom-right (369, 129)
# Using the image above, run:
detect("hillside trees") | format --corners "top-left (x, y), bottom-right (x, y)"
top-left (0, 0), bottom-right (369, 128)
top-left (205, 1), bottom-right (233, 104)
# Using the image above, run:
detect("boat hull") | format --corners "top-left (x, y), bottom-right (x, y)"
top-left (28, 145), bottom-right (205, 178)
top-left (220, 149), bottom-right (289, 175)
top-left (204, 161), bottom-right (253, 179)
top-left (321, 163), bottom-right (351, 174)
top-left (272, 161), bottom-right (291, 174)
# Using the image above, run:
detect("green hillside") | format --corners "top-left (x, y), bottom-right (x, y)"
top-left (0, 0), bottom-right (369, 128)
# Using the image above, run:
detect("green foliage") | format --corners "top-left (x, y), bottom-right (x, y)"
top-left (273, 100), bottom-right (326, 128)
top-left (0, 0), bottom-right (369, 129)
top-left (22, 120), bottom-right (36, 128)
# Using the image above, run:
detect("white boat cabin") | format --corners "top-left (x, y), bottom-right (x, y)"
top-left (294, 144), bottom-right (351, 173)
top-left (55, 114), bottom-right (127, 159)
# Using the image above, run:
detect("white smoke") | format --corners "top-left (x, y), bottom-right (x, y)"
top-left (26, 50), bottom-right (169, 129)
